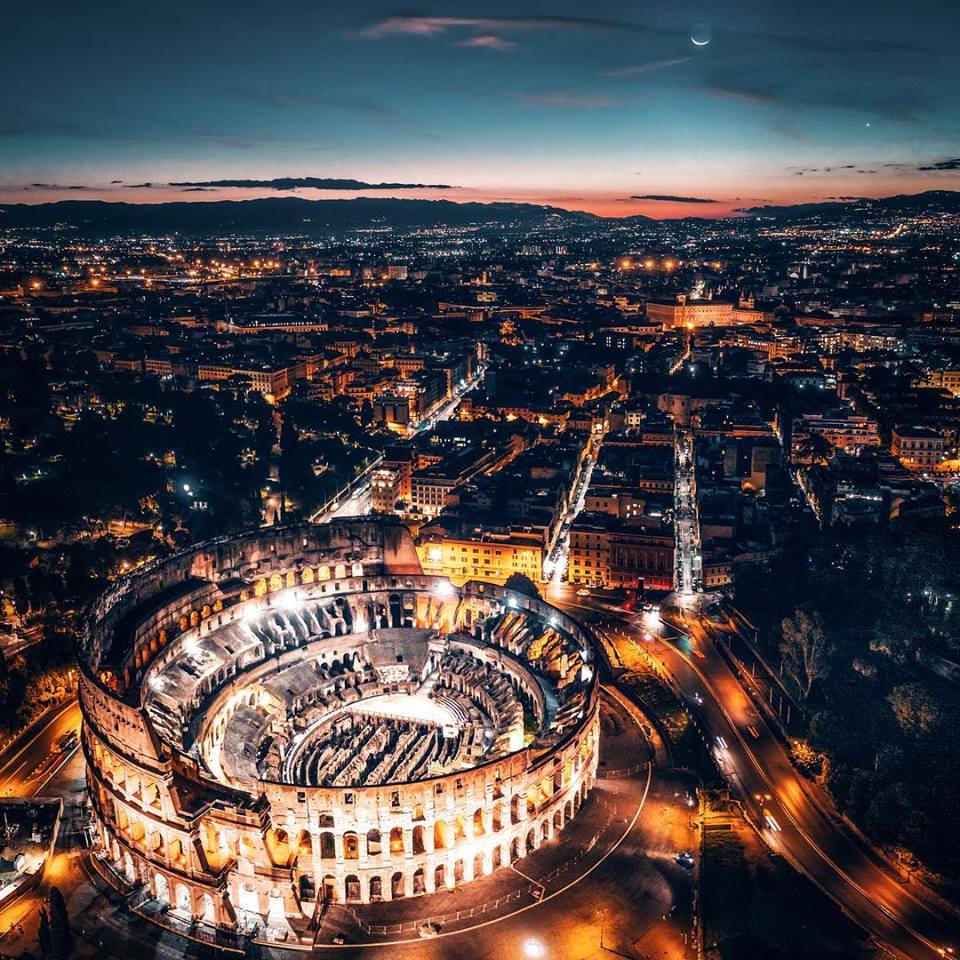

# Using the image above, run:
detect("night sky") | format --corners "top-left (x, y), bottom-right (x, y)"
top-left (4, 1), bottom-right (959, 216)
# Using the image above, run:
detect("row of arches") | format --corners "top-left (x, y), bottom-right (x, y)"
top-left (267, 783), bottom-right (586, 869)
top-left (304, 795), bottom-right (582, 905)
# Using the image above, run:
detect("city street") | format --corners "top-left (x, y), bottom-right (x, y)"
top-left (673, 431), bottom-right (701, 596)
top-left (552, 592), bottom-right (960, 959)
top-left (0, 697), bottom-right (81, 798)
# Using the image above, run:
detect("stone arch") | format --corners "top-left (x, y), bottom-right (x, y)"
top-left (554, 809), bottom-right (563, 832)
top-left (322, 874), bottom-right (337, 901)
top-left (541, 820), bottom-right (551, 843)
top-left (391, 871), bottom-right (405, 899)
top-left (492, 845), bottom-right (503, 869)
top-left (412, 824), bottom-right (426, 855)
top-left (343, 832), bottom-right (360, 859)
top-left (369, 875), bottom-right (383, 901)
top-left (510, 795), bottom-right (521, 825)
top-left (389, 826), bottom-right (404, 856)
top-left (366, 828), bottom-right (382, 856)
top-left (298, 875), bottom-right (315, 901)
top-left (453, 815), bottom-right (467, 842)
top-left (296, 829), bottom-right (312, 857)
top-left (565, 799), bottom-right (574, 822)
top-left (154, 872), bottom-right (169, 903)
top-left (345, 875), bottom-right (361, 901)
top-left (454, 858), bottom-right (465, 884)
top-left (472, 807), bottom-right (485, 837)
top-left (200, 892), bottom-right (216, 925)
top-left (434, 863), bottom-right (446, 891)
top-left (492, 802), bottom-right (503, 832)
top-left (434, 820), bottom-right (451, 850)
top-left (149, 830), bottom-right (165, 856)
top-left (320, 831), bottom-right (336, 859)
top-left (526, 827), bottom-right (536, 852)
top-left (473, 852), bottom-right (485, 879)
top-left (510, 837), bottom-right (520, 862)
top-left (174, 882), bottom-right (192, 917)
top-left (413, 867), bottom-right (426, 895)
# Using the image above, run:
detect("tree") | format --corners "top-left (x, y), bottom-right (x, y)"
top-left (794, 432), bottom-right (834, 466)
top-left (504, 573), bottom-right (540, 599)
top-left (887, 683), bottom-right (943, 739)
top-left (38, 907), bottom-right (51, 958)
top-left (48, 886), bottom-right (71, 958)
top-left (779, 609), bottom-right (832, 701)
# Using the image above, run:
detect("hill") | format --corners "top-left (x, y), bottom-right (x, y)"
top-left (0, 197), bottom-right (597, 236)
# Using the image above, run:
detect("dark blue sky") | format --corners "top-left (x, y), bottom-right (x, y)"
top-left (3, 1), bottom-right (958, 215)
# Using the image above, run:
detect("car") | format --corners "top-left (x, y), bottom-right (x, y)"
top-left (675, 851), bottom-right (695, 869)
top-left (576, 588), bottom-right (591, 597)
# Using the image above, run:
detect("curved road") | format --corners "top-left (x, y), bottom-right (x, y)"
top-left (0, 697), bottom-right (81, 798)
top-left (549, 588), bottom-right (960, 960)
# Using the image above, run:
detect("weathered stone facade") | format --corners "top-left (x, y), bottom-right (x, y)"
top-left (81, 519), bottom-right (599, 935)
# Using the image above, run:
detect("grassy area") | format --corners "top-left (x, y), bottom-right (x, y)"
top-left (701, 797), bottom-right (878, 960)
top-left (619, 668), bottom-right (706, 770)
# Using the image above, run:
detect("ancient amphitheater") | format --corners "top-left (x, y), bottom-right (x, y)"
top-left (80, 518), bottom-right (600, 940)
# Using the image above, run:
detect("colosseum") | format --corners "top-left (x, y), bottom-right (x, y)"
top-left (80, 517), bottom-right (600, 941)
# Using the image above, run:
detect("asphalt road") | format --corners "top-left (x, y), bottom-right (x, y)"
top-left (0, 697), bottom-right (82, 798)
top-left (554, 593), bottom-right (960, 960)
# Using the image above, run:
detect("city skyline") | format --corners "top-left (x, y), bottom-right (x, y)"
top-left (4, 0), bottom-right (960, 217)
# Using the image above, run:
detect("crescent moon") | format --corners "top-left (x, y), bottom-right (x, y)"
top-left (691, 36), bottom-right (710, 46)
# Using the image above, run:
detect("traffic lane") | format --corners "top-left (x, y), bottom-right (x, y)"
top-left (0, 699), bottom-right (82, 797)
top-left (627, 632), bottom-right (929, 957)
top-left (570, 603), bottom-right (957, 958)
top-left (685, 636), bottom-right (960, 949)
top-left (647, 631), bottom-right (960, 957)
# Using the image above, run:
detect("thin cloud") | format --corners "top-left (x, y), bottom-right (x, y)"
top-left (168, 177), bottom-right (455, 191)
top-left (512, 90), bottom-right (619, 109)
top-left (456, 34), bottom-right (518, 51)
top-left (605, 56), bottom-right (694, 78)
top-left (361, 14), bottom-right (651, 39)
top-left (29, 183), bottom-right (89, 190)
top-left (632, 194), bottom-right (718, 204)
top-left (917, 157), bottom-right (960, 171)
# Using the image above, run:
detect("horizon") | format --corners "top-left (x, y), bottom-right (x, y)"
top-left (3, 1), bottom-right (959, 218)
top-left (3, 187), bottom-right (959, 223)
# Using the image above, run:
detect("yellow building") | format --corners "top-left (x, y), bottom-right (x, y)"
top-left (416, 528), bottom-right (544, 585)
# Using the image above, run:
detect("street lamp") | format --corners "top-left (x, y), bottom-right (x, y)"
top-left (523, 937), bottom-right (546, 959)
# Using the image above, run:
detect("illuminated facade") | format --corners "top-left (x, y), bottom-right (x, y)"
top-left (416, 528), bottom-right (545, 585)
top-left (80, 519), bottom-right (598, 938)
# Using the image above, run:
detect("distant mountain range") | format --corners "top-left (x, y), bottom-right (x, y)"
top-left (0, 197), bottom-right (595, 236)
top-left (0, 190), bottom-right (957, 235)
top-left (737, 190), bottom-right (960, 220)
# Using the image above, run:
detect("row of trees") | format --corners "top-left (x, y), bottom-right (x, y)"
top-left (733, 519), bottom-right (960, 889)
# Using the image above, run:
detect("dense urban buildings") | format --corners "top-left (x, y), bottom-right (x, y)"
top-left (2, 176), bottom-right (960, 960)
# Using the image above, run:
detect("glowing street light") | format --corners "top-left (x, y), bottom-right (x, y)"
top-left (523, 937), bottom-right (546, 959)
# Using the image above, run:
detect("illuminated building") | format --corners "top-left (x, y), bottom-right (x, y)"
top-left (791, 413), bottom-right (881, 461)
top-left (81, 520), bottom-right (599, 934)
top-left (646, 295), bottom-right (736, 329)
top-left (568, 514), bottom-right (674, 591)
top-left (416, 526), bottom-right (545, 585)
top-left (891, 426), bottom-right (946, 470)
